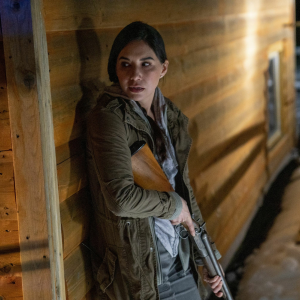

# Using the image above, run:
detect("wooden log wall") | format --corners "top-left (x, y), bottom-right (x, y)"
top-left (0, 22), bottom-right (23, 300)
top-left (41, 0), bottom-right (295, 299)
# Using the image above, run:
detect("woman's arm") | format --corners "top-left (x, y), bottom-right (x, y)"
top-left (87, 105), bottom-right (182, 219)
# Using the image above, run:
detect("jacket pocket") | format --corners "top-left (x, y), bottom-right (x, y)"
top-left (97, 247), bottom-right (117, 293)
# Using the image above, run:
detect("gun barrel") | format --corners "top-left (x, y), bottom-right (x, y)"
top-left (201, 233), bottom-right (234, 300)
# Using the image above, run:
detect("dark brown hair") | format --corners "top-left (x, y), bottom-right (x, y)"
top-left (108, 21), bottom-right (167, 83)
top-left (108, 22), bottom-right (168, 162)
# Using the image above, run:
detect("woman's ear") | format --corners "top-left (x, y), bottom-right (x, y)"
top-left (160, 60), bottom-right (169, 79)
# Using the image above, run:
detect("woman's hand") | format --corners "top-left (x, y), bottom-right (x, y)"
top-left (170, 198), bottom-right (195, 236)
top-left (202, 266), bottom-right (223, 298)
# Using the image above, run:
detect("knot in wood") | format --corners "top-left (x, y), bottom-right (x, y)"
top-left (0, 265), bottom-right (12, 274)
top-left (23, 73), bottom-right (35, 90)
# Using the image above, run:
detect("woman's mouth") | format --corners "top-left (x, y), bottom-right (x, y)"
top-left (129, 87), bottom-right (145, 93)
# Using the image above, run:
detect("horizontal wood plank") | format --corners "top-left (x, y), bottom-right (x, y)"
top-left (0, 251), bottom-right (22, 274)
top-left (0, 161), bottom-right (16, 218)
top-left (189, 94), bottom-right (265, 179)
top-left (0, 150), bottom-right (13, 163)
top-left (268, 134), bottom-right (293, 176)
top-left (43, 0), bottom-right (288, 32)
top-left (64, 245), bottom-right (94, 300)
top-left (206, 149), bottom-right (266, 241)
top-left (214, 172), bottom-right (265, 255)
top-left (57, 153), bottom-right (88, 202)
top-left (47, 25), bottom-right (288, 94)
top-left (0, 119), bottom-right (11, 151)
top-left (195, 134), bottom-right (264, 219)
top-left (60, 188), bottom-right (91, 258)
top-left (50, 51), bottom-right (267, 148)
top-left (56, 138), bottom-right (86, 165)
top-left (43, 2), bottom-right (296, 294)
top-left (171, 53), bottom-right (268, 117)
top-left (0, 197), bottom-right (18, 221)
top-left (0, 220), bottom-right (20, 249)
top-left (0, 275), bottom-right (23, 299)
top-left (160, 29), bottom-right (286, 97)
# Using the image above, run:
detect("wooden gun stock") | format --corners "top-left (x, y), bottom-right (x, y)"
top-left (130, 141), bottom-right (234, 300)
top-left (130, 141), bottom-right (174, 192)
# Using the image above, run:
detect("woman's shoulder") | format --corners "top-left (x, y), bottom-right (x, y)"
top-left (90, 93), bottom-right (127, 116)
top-left (96, 93), bottom-right (126, 111)
top-left (87, 93), bottom-right (127, 128)
top-left (164, 96), bottom-right (188, 121)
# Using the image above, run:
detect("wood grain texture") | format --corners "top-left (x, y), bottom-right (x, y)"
top-left (31, 0), bottom-right (66, 297)
top-left (47, 25), bottom-right (287, 96)
top-left (268, 134), bottom-right (294, 176)
top-left (42, 0), bottom-right (288, 32)
top-left (0, 161), bottom-right (17, 220)
top-left (0, 0), bottom-right (63, 299)
top-left (0, 218), bottom-right (23, 300)
top-left (214, 169), bottom-right (266, 255)
top-left (132, 143), bottom-right (173, 192)
top-left (60, 188), bottom-right (91, 258)
top-left (189, 94), bottom-right (265, 180)
top-left (42, 2), bottom-right (296, 298)
top-left (0, 275), bottom-right (23, 299)
top-left (64, 245), bottom-right (94, 300)
top-left (0, 119), bottom-right (11, 151)
top-left (195, 134), bottom-right (265, 220)
top-left (57, 153), bottom-right (88, 203)
top-left (56, 138), bottom-right (85, 165)
top-left (207, 150), bottom-right (267, 243)
top-left (0, 17), bottom-right (22, 300)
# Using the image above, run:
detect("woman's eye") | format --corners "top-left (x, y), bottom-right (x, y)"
top-left (121, 62), bottom-right (130, 67)
top-left (142, 62), bottom-right (150, 67)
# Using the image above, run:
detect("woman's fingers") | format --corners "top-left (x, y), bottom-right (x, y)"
top-left (183, 218), bottom-right (195, 237)
top-left (215, 290), bottom-right (223, 298)
top-left (203, 267), bottom-right (223, 297)
top-left (170, 198), bottom-right (196, 236)
top-left (170, 220), bottom-right (180, 225)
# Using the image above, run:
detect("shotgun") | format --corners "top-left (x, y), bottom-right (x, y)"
top-left (130, 141), bottom-right (234, 300)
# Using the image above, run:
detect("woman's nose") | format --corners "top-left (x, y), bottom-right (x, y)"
top-left (130, 67), bottom-right (141, 80)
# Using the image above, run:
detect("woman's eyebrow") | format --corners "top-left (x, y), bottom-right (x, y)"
top-left (118, 56), bottom-right (154, 61)
top-left (141, 57), bottom-right (154, 61)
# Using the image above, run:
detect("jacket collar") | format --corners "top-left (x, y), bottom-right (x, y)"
top-left (103, 89), bottom-right (192, 174)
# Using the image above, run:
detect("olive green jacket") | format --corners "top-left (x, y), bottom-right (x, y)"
top-left (86, 92), bottom-right (220, 300)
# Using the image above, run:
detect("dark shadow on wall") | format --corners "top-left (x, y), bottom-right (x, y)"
top-left (60, 16), bottom-right (106, 298)
top-left (63, 17), bottom-right (105, 258)
top-left (188, 118), bottom-right (265, 220)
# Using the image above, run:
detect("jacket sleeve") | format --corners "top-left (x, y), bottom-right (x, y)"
top-left (184, 164), bottom-right (222, 264)
top-left (87, 105), bottom-right (182, 219)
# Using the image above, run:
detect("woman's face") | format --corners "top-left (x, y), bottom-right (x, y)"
top-left (116, 40), bottom-right (168, 108)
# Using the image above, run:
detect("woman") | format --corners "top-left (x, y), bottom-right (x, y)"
top-left (86, 21), bottom-right (223, 300)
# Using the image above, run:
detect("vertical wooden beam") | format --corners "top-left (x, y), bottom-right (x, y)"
top-left (0, 1), bottom-right (65, 299)
top-left (30, 0), bottom-right (66, 299)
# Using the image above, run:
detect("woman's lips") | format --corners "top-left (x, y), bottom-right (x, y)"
top-left (129, 87), bottom-right (144, 93)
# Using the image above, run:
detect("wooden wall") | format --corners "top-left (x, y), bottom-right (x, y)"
top-left (43, 0), bottom-right (296, 299)
top-left (1, 1), bottom-right (293, 299)
top-left (0, 23), bottom-right (23, 299)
